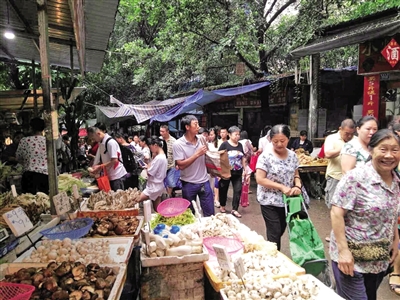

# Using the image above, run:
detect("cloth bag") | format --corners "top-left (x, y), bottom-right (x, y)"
top-left (97, 166), bottom-right (111, 192)
top-left (249, 153), bottom-right (259, 172)
top-left (240, 183), bottom-right (249, 207)
top-left (288, 216), bottom-right (325, 267)
top-left (201, 137), bottom-right (231, 179)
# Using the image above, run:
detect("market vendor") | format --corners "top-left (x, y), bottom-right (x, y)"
top-left (87, 126), bottom-right (127, 191)
top-left (16, 118), bottom-right (49, 194)
top-left (291, 130), bottom-right (313, 154)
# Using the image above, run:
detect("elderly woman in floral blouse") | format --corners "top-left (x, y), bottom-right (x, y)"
top-left (330, 129), bottom-right (400, 300)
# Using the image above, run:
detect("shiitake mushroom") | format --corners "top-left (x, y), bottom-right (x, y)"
top-left (3, 262), bottom-right (116, 299)
top-left (51, 289), bottom-right (69, 299)
top-left (69, 290), bottom-right (83, 300)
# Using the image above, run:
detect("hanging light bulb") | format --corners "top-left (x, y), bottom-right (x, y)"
top-left (4, 1), bottom-right (15, 39)
top-left (4, 30), bottom-right (15, 39)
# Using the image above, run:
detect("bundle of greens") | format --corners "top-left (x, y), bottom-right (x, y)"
top-left (58, 173), bottom-right (88, 195)
top-left (151, 209), bottom-right (196, 228)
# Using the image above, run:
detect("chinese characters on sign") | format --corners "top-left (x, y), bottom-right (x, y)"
top-left (362, 75), bottom-right (380, 119)
top-left (381, 38), bottom-right (400, 68)
top-left (234, 98), bottom-right (261, 107)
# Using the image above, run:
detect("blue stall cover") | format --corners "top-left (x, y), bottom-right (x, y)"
top-left (150, 81), bottom-right (270, 123)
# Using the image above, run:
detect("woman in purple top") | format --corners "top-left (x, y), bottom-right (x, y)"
top-left (330, 129), bottom-right (400, 300)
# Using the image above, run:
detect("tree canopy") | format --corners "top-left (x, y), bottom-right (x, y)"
top-left (1, 0), bottom-right (399, 105)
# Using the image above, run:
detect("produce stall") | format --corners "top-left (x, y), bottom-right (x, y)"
top-left (0, 181), bottom-right (144, 300)
top-left (0, 174), bottom-right (344, 300)
top-left (140, 201), bottom-right (343, 300)
top-left (295, 149), bottom-right (328, 199)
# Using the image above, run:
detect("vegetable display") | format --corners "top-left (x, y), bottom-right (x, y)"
top-left (0, 162), bottom-right (22, 184)
top-left (201, 213), bottom-right (241, 238)
top-left (88, 215), bottom-right (141, 236)
top-left (150, 209), bottom-right (196, 228)
top-left (20, 238), bottom-right (116, 265)
top-left (58, 174), bottom-right (88, 195)
top-left (2, 262), bottom-right (118, 300)
top-left (142, 224), bottom-right (203, 258)
top-left (86, 188), bottom-right (141, 210)
top-left (222, 275), bottom-right (320, 300)
top-left (212, 250), bottom-right (299, 283)
top-left (0, 192), bottom-right (50, 227)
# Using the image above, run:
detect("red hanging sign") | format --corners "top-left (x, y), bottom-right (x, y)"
top-left (362, 75), bottom-right (380, 119)
top-left (381, 38), bottom-right (400, 68)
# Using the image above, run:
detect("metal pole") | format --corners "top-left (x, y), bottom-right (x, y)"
top-left (308, 54), bottom-right (320, 138)
top-left (37, 0), bottom-right (58, 214)
top-left (32, 60), bottom-right (38, 117)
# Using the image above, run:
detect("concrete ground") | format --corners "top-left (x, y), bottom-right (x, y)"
top-left (221, 178), bottom-right (396, 300)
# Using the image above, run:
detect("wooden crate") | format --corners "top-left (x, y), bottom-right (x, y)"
top-left (141, 262), bottom-right (204, 300)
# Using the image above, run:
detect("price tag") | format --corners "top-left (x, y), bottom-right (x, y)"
top-left (143, 200), bottom-right (152, 224)
top-left (213, 244), bottom-right (232, 271)
top-left (11, 185), bottom-right (17, 197)
top-left (2, 206), bottom-right (34, 237)
top-left (53, 192), bottom-right (71, 215)
top-left (72, 184), bottom-right (80, 199)
top-left (234, 257), bottom-right (246, 279)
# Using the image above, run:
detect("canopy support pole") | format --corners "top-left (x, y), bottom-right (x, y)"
top-left (32, 60), bottom-right (38, 116)
top-left (37, 0), bottom-right (58, 214)
top-left (308, 54), bottom-right (320, 138)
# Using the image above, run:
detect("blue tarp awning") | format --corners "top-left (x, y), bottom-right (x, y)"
top-left (150, 81), bottom-right (270, 123)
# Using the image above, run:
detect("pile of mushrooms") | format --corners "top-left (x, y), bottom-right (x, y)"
top-left (2, 262), bottom-right (117, 300)
top-left (21, 238), bottom-right (116, 265)
top-left (86, 188), bottom-right (140, 210)
top-left (88, 214), bottom-right (140, 236)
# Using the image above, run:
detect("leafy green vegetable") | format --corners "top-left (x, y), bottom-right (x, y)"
top-left (151, 209), bottom-right (196, 228)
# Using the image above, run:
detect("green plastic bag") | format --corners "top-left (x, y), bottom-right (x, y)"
top-left (288, 217), bottom-right (325, 267)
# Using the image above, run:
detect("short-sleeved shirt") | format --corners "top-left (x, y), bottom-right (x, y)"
top-left (93, 134), bottom-right (127, 181)
top-left (324, 132), bottom-right (354, 180)
top-left (329, 162), bottom-right (400, 274)
top-left (147, 154), bottom-right (168, 184)
top-left (16, 135), bottom-right (48, 175)
top-left (256, 150), bottom-right (299, 207)
top-left (143, 153), bottom-right (167, 200)
top-left (258, 136), bottom-right (271, 153)
top-left (141, 146), bottom-right (151, 161)
top-left (218, 141), bottom-right (244, 176)
top-left (173, 135), bottom-right (209, 184)
top-left (164, 135), bottom-right (176, 169)
top-left (341, 138), bottom-right (370, 168)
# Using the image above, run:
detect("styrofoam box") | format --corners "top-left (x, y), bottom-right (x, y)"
top-left (14, 237), bottom-right (135, 264)
top-left (220, 274), bottom-right (345, 300)
top-left (141, 246), bottom-right (209, 267)
top-left (1, 263), bottom-right (127, 300)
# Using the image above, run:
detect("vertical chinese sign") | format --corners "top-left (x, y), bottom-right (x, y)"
top-left (362, 75), bottom-right (380, 118)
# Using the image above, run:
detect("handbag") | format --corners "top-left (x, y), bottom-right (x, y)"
top-left (200, 137), bottom-right (231, 179)
top-left (240, 183), bottom-right (249, 207)
top-left (249, 153), bottom-right (259, 172)
top-left (244, 140), bottom-right (254, 162)
top-left (96, 166), bottom-right (111, 192)
top-left (347, 239), bottom-right (390, 262)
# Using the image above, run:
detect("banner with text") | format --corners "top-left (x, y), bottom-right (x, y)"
top-left (362, 75), bottom-right (380, 119)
